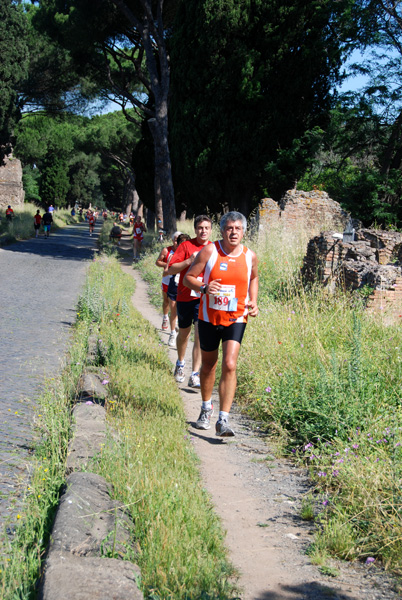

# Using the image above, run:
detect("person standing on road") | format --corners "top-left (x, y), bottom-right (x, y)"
top-left (184, 211), bottom-right (258, 436)
top-left (166, 215), bottom-right (212, 387)
top-left (133, 215), bottom-right (146, 261)
top-left (33, 209), bottom-right (41, 237)
top-left (42, 208), bottom-right (53, 238)
top-left (88, 210), bottom-right (96, 236)
top-left (5, 205), bottom-right (13, 221)
top-left (155, 231), bottom-right (182, 345)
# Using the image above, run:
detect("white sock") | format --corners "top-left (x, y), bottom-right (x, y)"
top-left (177, 360), bottom-right (185, 367)
top-left (219, 411), bottom-right (229, 422)
top-left (202, 400), bottom-right (212, 410)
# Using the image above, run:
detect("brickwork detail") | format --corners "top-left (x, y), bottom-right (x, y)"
top-left (301, 229), bottom-right (402, 315)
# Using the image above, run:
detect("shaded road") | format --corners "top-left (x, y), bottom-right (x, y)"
top-left (0, 221), bottom-right (99, 529)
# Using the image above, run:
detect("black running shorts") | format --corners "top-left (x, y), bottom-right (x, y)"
top-left (177, 299), bottom-right (200, 329)
top-left (198, 320), bottom-right (247, 352)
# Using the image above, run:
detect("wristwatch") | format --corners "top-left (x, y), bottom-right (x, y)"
top-left (200, 284), bottom-right (208, 294)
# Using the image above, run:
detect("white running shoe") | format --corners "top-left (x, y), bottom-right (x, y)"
top-left (188, 372), bottom-right (200, 388)
top-left (168, 330), bottom-right (177, 347)
top-left (195, 405), bottom-right (214, 430)
top-left (174, 363), bottom-right (185, 383)
top-left (162, 316), bottom-right (169, 330)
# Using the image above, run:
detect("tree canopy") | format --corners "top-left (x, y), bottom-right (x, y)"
top-left (169, 0), bottom-right (352, 215)
top-left (0, 0), bottom-right (29, 149)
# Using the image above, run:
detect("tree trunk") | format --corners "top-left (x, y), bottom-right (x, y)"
top-left (148, 116), bottom-right (176, 233)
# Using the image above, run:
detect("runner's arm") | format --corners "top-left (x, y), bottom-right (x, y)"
top-left (155, 247), bottom-right (168, 268)
top-left (183, 245), bottom-right (217, 293)
top-left (165, 243), bottom-right (194, 275)
top-left (247, 252), bottom-right (259, 317)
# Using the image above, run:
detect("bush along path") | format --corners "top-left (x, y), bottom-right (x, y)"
top-left (119, 251), bottom-right (401, 600)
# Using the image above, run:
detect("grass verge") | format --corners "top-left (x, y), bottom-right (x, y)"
top-left (77, 255), bottom-right (238, 598)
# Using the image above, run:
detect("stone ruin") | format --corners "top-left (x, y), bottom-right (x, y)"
top-left (0, 153), bottom-right (25, 210)
top-left (257, 188), bottom-right (402, 316)
top-left (258, 188), bottom-right (350, 234)
top-left (301, 229), bottom-right (402, 314)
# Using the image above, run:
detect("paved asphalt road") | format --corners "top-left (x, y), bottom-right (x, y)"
top-left (0, 220), bottom-right (99, 530)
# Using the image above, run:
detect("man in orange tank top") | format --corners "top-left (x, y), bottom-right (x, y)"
top-left (184, 211), bottom-right (258, 436)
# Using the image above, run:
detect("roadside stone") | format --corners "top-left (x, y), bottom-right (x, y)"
top-left (87, 332), bottom-right (100, 363)
top-left (39, 554), bottom-right (142, 600)
top-left (46, 472), bottom-right (132, 557)
top-left (66, 404), bottom-right (107, 472)
top-left (79, 371), bottom-right (107, 402)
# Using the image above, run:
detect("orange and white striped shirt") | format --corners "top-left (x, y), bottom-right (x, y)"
top-left (199, 241), bottom-right (253, 326)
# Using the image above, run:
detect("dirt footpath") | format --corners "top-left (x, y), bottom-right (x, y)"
top-left (122, 262), bottom-right (400, 600)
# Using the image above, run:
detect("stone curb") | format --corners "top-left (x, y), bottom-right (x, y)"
top-left (39, 362), bottom-right (143, 599)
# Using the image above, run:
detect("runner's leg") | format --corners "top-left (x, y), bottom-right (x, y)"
top-left (218, 340), bottom-right (242, 413)
top-left (192, 321), bottom-right (202, 374)
top-left (200, 348), bottom-right (219, 402)
top-left (176, 325), bottom-right (191, 362)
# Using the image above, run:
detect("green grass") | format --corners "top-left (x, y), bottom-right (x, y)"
top-left (75, 256), bottom-right (238, 598)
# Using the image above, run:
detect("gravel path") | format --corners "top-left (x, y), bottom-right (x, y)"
top-left (0, 221), bottom-right (98, 529)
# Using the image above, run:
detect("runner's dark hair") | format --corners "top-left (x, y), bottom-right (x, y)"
top-left (194, 214), bottom-right (212, 228)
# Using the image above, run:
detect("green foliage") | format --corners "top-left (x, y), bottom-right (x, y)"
top-left (169, 0), bottom-right (350, 213)
top-left (22, 166), bottom-right (41, 204)
top-left (0, 0), bottom-right (29, 146)
top-left (15, 110), bottom-right (140, 209)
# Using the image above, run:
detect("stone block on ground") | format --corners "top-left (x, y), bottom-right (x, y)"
top-left (78, 371), bottom-right (107, 402)
top-left (39, 554), bottom-right (143, 600)
top-left (66, 404), bottom-right (107, 471)
top-left (48, 472), bottom-right (132, 557)
top-left (87, 333), bottom-right (100, 362)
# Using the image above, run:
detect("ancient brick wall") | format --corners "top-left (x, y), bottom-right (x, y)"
top-left (301, 229), bottom-right (402, 316)
top-left (0, 155), bottom-right (25, 210)
top-left (258, 189), bottom-right (350, 235)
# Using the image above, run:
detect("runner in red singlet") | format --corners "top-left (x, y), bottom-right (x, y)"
top-left (133, 215), bottom-right (146, 261)
top-left (184, 211), bottom-right (258, 437)
top-left (165, 215), bottom-right (212, 387)
top-left (155, 231), bottom-right (181, 345)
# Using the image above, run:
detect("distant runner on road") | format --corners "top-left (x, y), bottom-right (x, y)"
top-left (42, 209), bottom-right (53, 238)
top-left (133, 215), bottom-right (146, 261)
top-left (184, 211), bottom-right (258, 437)
top-left (33, 210), bottom-right (41, 237)
top-left (88, 210), bottom-right (96, 236)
